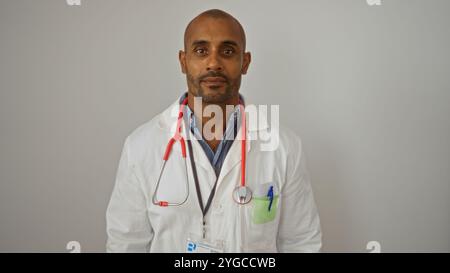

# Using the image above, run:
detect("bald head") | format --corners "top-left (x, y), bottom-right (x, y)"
top-left (183, 9), bottom-right (246, 52)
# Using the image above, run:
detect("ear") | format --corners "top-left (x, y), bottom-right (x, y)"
top-left (241, 52), bottom-right (251, 75)
top-left (179, 50), bottom-right (187, 74)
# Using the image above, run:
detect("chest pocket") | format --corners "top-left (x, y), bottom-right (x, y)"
top-left (252, 195), bottom-right (279, 224)
top-left (241, 182), bottom-right (280, 252)
top-left (251, 182), bottom-right (279, 224)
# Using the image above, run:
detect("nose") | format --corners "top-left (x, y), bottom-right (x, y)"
top-left (206, 51), bottom-right (223, 71)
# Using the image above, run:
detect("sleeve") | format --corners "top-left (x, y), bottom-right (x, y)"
top-left (276, 137), bottom-right (322, 252)
top-left (106, 137), bottom-right (153, 252)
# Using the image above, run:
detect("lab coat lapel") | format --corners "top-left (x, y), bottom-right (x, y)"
top-left (187, 128), bottom-right (217, 182)
top-left (216, 122), bottom-right (253, 190)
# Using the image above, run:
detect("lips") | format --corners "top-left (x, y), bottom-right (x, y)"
top-left (201, 76), bottom-right (227, 83)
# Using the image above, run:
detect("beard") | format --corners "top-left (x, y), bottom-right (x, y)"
top-left (187, 72), bottom-right (240, 104)
top-left (197, 84), bottom-right (233, 103)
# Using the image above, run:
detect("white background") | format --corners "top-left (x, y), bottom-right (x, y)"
top-left (0, 0), bottom-right (449, 252)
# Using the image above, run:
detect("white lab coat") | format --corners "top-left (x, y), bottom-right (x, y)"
top-left (106, 97), bottom-right (322, 252)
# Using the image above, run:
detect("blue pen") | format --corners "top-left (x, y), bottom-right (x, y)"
top-left (267, 186), bottom-right (274, 211)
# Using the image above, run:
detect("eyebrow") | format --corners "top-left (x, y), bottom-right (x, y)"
top-left (222, 40), bottom-right (239, 48)
top-left (190, 39), bottom-right (240, 49)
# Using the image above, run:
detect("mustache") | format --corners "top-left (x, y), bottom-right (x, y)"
top-left (198, 72), bottom-right (229, 83)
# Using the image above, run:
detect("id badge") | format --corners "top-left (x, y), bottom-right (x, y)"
top-left (186, 233), bottom-right (225, 253)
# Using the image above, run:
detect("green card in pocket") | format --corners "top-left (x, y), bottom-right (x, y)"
top-left (252, 195), bottom-right (279, 224)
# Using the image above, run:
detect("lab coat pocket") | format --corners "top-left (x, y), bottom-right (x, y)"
top-left (251, 183), bottom-right (279, 225)
top-left (252, 195), bottom-right (279, 224)
top-left (242, 183), bottom-right (279, 252)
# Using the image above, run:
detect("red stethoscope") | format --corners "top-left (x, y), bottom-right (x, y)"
top-left (152, 97), bottom-right (252, 207)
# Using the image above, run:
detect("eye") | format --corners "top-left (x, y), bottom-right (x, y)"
top-left (194, 48), bottom-right (207, 55)
top-left (223, 48), bottom-right (235, 55)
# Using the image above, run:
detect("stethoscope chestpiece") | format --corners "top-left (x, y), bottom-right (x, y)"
top-left (232, 186), bottom-right (252, 205)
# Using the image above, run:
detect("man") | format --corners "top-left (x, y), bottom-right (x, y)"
top-left (106, 9), bottom-right (321, 252)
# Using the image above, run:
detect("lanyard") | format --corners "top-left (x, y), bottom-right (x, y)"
top-left (186, 139), bottom-right (219, 238)
top-left (187, 139), bottom-right (218, 218)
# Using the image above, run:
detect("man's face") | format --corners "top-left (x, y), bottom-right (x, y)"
top-left (179, 17), bottom-right (251, 103)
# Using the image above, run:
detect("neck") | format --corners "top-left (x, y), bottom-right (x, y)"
top-left (187, 92), bottom-right (239, 150)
